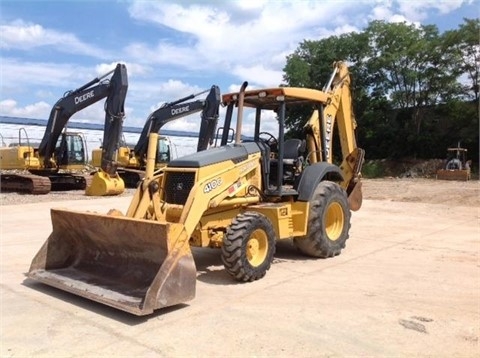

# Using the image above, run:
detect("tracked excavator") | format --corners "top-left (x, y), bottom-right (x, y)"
top-left (90, 85), bottom-right (221, 188)
top-left (0, 64), bottom-right (128, 195)
top-left (27, 61), bottom-right (364, 316)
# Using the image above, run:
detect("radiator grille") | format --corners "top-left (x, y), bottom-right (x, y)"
top-left (164, 172), bottom-right (196, 205)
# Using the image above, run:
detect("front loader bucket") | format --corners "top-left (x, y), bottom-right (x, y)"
top-left (27, 209), bottom-right (197, 316)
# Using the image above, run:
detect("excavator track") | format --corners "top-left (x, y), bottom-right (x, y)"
top-left (0, 172), bottom-right (51, 194)
top-left (118, 169), bottom-right (144, 188)
top-left (47, 172), bottom-right (91, 191)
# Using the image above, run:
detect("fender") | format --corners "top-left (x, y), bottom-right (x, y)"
top-left (296, 162), bottom-right (343, 202)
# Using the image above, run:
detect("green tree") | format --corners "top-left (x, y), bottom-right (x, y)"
top-left (282, 18), bottom-right (479, 164)
top-left (443, 18), bottom-right (480, 103)
top-left (282, 32), bottom-right (369, 137)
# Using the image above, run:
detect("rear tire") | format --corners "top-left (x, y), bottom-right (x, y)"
top-left (294, 181), bottom-right (350, 257)
top-left (221, 211), bottom-right (276, 282)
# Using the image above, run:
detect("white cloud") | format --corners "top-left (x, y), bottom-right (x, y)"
top-left (161, 115), bottom-right (206, 132)
top-left (370, 0), bottom-right (473, 23)
top-left (95, 62), bottom-right (151, 78)
top-left (0, 99), bottom-right (51, 118)
top-left (370, 2), bottom-right (394, 21)
top-left (0, 58), bottom-right (142, 93)
top-left (126, 0), bottom-right (358, 83)
top-left (0, 20), bottom-right (109, 58)
top-left (1, 0), bottom-right (473, 137)
top-left (1, 58), bottom-right (80, 89)
top-left (235, 0), bottom-right (268, 11)
top-left (124, 41), bottom-right (200, 69)
top-left (231, 64), bottom-right (283, 87)
top-left (397, 0), bottom-right (472, 20)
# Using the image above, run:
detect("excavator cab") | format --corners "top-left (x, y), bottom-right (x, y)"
top-left (156, 136), bottom-right (172, 163)
top-left (54, 132), bottom-right (88, 169)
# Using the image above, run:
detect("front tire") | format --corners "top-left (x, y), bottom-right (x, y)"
top-left (294, 181), bottom-right (350, 258)
top-left (221, 211), bottom-right (276, 282)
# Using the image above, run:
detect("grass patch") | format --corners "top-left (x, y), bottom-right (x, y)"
top-left (362, 161), bottom-right (386, 178)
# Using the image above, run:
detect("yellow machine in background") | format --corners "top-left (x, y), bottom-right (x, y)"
top-left (436, 145), bottom-right (471, 181)
top-left (90, 86), bottom-right (221, 188)
top-left (27, 61), bottom-right (364, 316)
top-left (91, 135), bottom-right (174, 188)
top-left (0, 64), bottom-right (127, 195)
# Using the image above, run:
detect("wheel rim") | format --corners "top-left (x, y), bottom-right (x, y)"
top-left (246, 229), bottom-right (268, 267)
top-left (325, 201), bottom-right (344, 241)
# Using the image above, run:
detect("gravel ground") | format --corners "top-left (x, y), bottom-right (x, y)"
top-left (2, 178), bottom-right (478, 357)
top-left (0, 188), bottom-right (138, 206)
top-left (1, 177), bottom-right (478, 206)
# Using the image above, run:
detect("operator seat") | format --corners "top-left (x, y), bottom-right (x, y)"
top-left (283, 139), bottom-right (306, 167)
top-left (270, 139), bottom-right (306, 185)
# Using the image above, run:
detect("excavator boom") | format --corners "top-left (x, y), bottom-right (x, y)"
top-left (134, 85), bottom-right (221, 162)
top-left (85, 64), bottom-right (128, 196)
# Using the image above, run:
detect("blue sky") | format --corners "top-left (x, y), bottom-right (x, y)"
top-left (0, 0), bottom-right (478, 135)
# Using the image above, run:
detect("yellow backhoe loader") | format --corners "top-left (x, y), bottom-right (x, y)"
top-left (27, 61), bottom-right (364, 316)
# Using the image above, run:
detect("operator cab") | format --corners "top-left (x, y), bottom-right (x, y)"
top-left (221, 88), bottom-right (315, 196)
top-left (55, 132), bottom-right (87, 168)
top-left (156, 136), bottom-right (172, 163)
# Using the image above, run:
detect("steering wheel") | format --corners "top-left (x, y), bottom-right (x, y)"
top-left (259, 131), bottom-right (278, 152)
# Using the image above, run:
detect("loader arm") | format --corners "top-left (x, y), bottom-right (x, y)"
top-left (127, 133), bottom-right (260, 235)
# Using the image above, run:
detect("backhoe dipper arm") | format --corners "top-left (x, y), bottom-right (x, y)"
top-left (304, 61), bottom-right (359, 164)
top-left (37, 64), bottom-right (126, 168)
top-left (304, 61), bottom-right (364, 209)
top-left (98, 64), bottom-right (128, 176)
top-left (133, 85), bottom-right (221, 159)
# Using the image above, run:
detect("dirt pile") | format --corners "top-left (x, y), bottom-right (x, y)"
top-left (365, 158), bottom-right (452, 178)
top-left (362, 178), bottom-right (479, 207)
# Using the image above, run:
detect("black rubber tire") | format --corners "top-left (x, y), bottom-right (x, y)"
top-left (221, 211), bottom-right (276, 282)
top-left (294, 181), bottom-right (351, 258)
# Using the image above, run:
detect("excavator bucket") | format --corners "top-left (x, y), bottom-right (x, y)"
top-left (27, 208), bottom-right (197, 316)
top-left (86, 170), bottom-right (125, 196)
